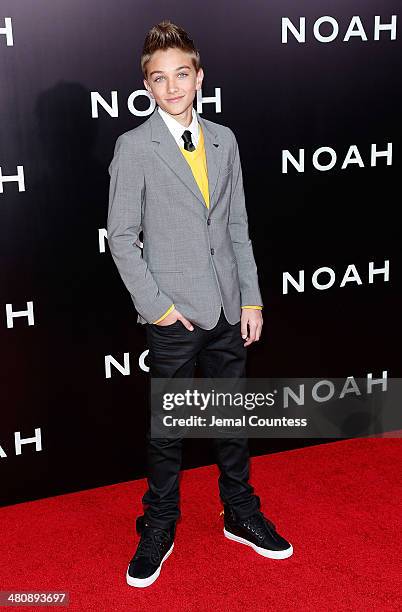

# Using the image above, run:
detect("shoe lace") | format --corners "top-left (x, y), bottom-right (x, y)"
top-left (135, 526), bottom-right (171, 561)
top-left (243, 511), bottom-right (277, 540)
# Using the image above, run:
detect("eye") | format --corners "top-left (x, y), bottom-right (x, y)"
top-left (154, 72), bottom-right (188, 83)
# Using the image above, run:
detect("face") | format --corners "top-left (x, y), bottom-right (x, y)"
top-left (144, 47), bottom-right (204, 123)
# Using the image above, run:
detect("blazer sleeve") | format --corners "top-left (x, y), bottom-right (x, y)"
top-left (107, 134), bottom-right (174, 323)
top-left (228, 131), bottom-right (264, 308)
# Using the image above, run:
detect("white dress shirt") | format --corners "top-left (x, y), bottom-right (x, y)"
top-left (157, 105), bottom-right (200, 149)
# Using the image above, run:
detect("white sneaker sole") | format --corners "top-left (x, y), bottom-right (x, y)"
top-left (126, 542), bottom-right (174, 588)
top-left (224, 528), bottom-right (293, 559)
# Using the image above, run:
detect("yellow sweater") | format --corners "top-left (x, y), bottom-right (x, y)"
top-left (153, 125), bottom-right (262, 323)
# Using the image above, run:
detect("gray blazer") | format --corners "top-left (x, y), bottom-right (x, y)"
top-left (107, 106), bottom-right (263, 329)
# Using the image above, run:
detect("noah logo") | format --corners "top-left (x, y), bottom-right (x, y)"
top-left (283, 261), bottom-right (389, 294)
top-left (282, 15), bottom-right (397, 43)
top-left (282, 143), bottom-right (392, 173)
top-left (0, 428), bottom-right (42, 458)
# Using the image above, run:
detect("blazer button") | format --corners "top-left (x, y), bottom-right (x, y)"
top-left (207, 218), bottom-right (211, 225)
top-left (210, 248), bottom-right (214, 255)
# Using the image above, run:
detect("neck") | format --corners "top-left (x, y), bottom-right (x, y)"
top-left (160, 104), bottom-right (193, 128)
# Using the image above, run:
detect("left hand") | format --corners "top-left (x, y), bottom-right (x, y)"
top-left (241, 309), bottom-right (263, 347)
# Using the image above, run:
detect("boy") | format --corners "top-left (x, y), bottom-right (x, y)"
top-left (107, 20), bottom-right (293, 588)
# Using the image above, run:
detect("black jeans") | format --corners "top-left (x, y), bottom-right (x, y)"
top-left (142, 307), bottom-right (260, 529)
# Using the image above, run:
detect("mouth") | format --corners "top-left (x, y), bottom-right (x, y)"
top-left (166, 96), bottom-right (184, 102)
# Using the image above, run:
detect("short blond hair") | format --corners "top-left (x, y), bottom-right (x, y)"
top-left (141, 20), bottom-right (201, 79)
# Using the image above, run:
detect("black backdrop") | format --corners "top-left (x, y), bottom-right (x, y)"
top-left (1, 2), bottom-right (401, 506)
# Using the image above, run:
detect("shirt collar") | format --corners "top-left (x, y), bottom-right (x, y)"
top-left (157, 105), bottom-right (199, 149)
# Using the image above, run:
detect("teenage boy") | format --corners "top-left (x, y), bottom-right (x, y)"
top-left (107, 20), bottom-right (293, 588)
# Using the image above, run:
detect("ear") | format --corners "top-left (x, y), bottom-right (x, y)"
top-left (196, 67), bottom-right (204, 90)
top-left (143, 78), bottom-right (154, 98)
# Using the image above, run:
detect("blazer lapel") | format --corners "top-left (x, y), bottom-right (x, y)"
top-left (149, 106), bottom-right (223, 214)
top-left (197, 111), bottom-right (222, 212)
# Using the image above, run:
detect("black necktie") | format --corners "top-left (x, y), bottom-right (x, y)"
top-left (182, 130), bottom-right (196, 152)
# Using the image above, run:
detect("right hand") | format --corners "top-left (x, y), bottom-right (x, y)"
top-left (155, 307), bottom-right (194, 331)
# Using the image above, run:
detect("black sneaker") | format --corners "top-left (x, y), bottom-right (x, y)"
top-left (222, 504), bottom-right (293, 559)
top-left (126, 517), bottom-right (175, 588)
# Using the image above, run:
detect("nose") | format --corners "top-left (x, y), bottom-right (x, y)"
top-left (167, 77), bottom-right (179, 94)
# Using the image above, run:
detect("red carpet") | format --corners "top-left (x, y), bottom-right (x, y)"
top-left (1, 438), bottom-right (401, 611)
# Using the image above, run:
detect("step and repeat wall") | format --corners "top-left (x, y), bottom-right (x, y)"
top-left (1, 2), bottom-right (401, 505)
